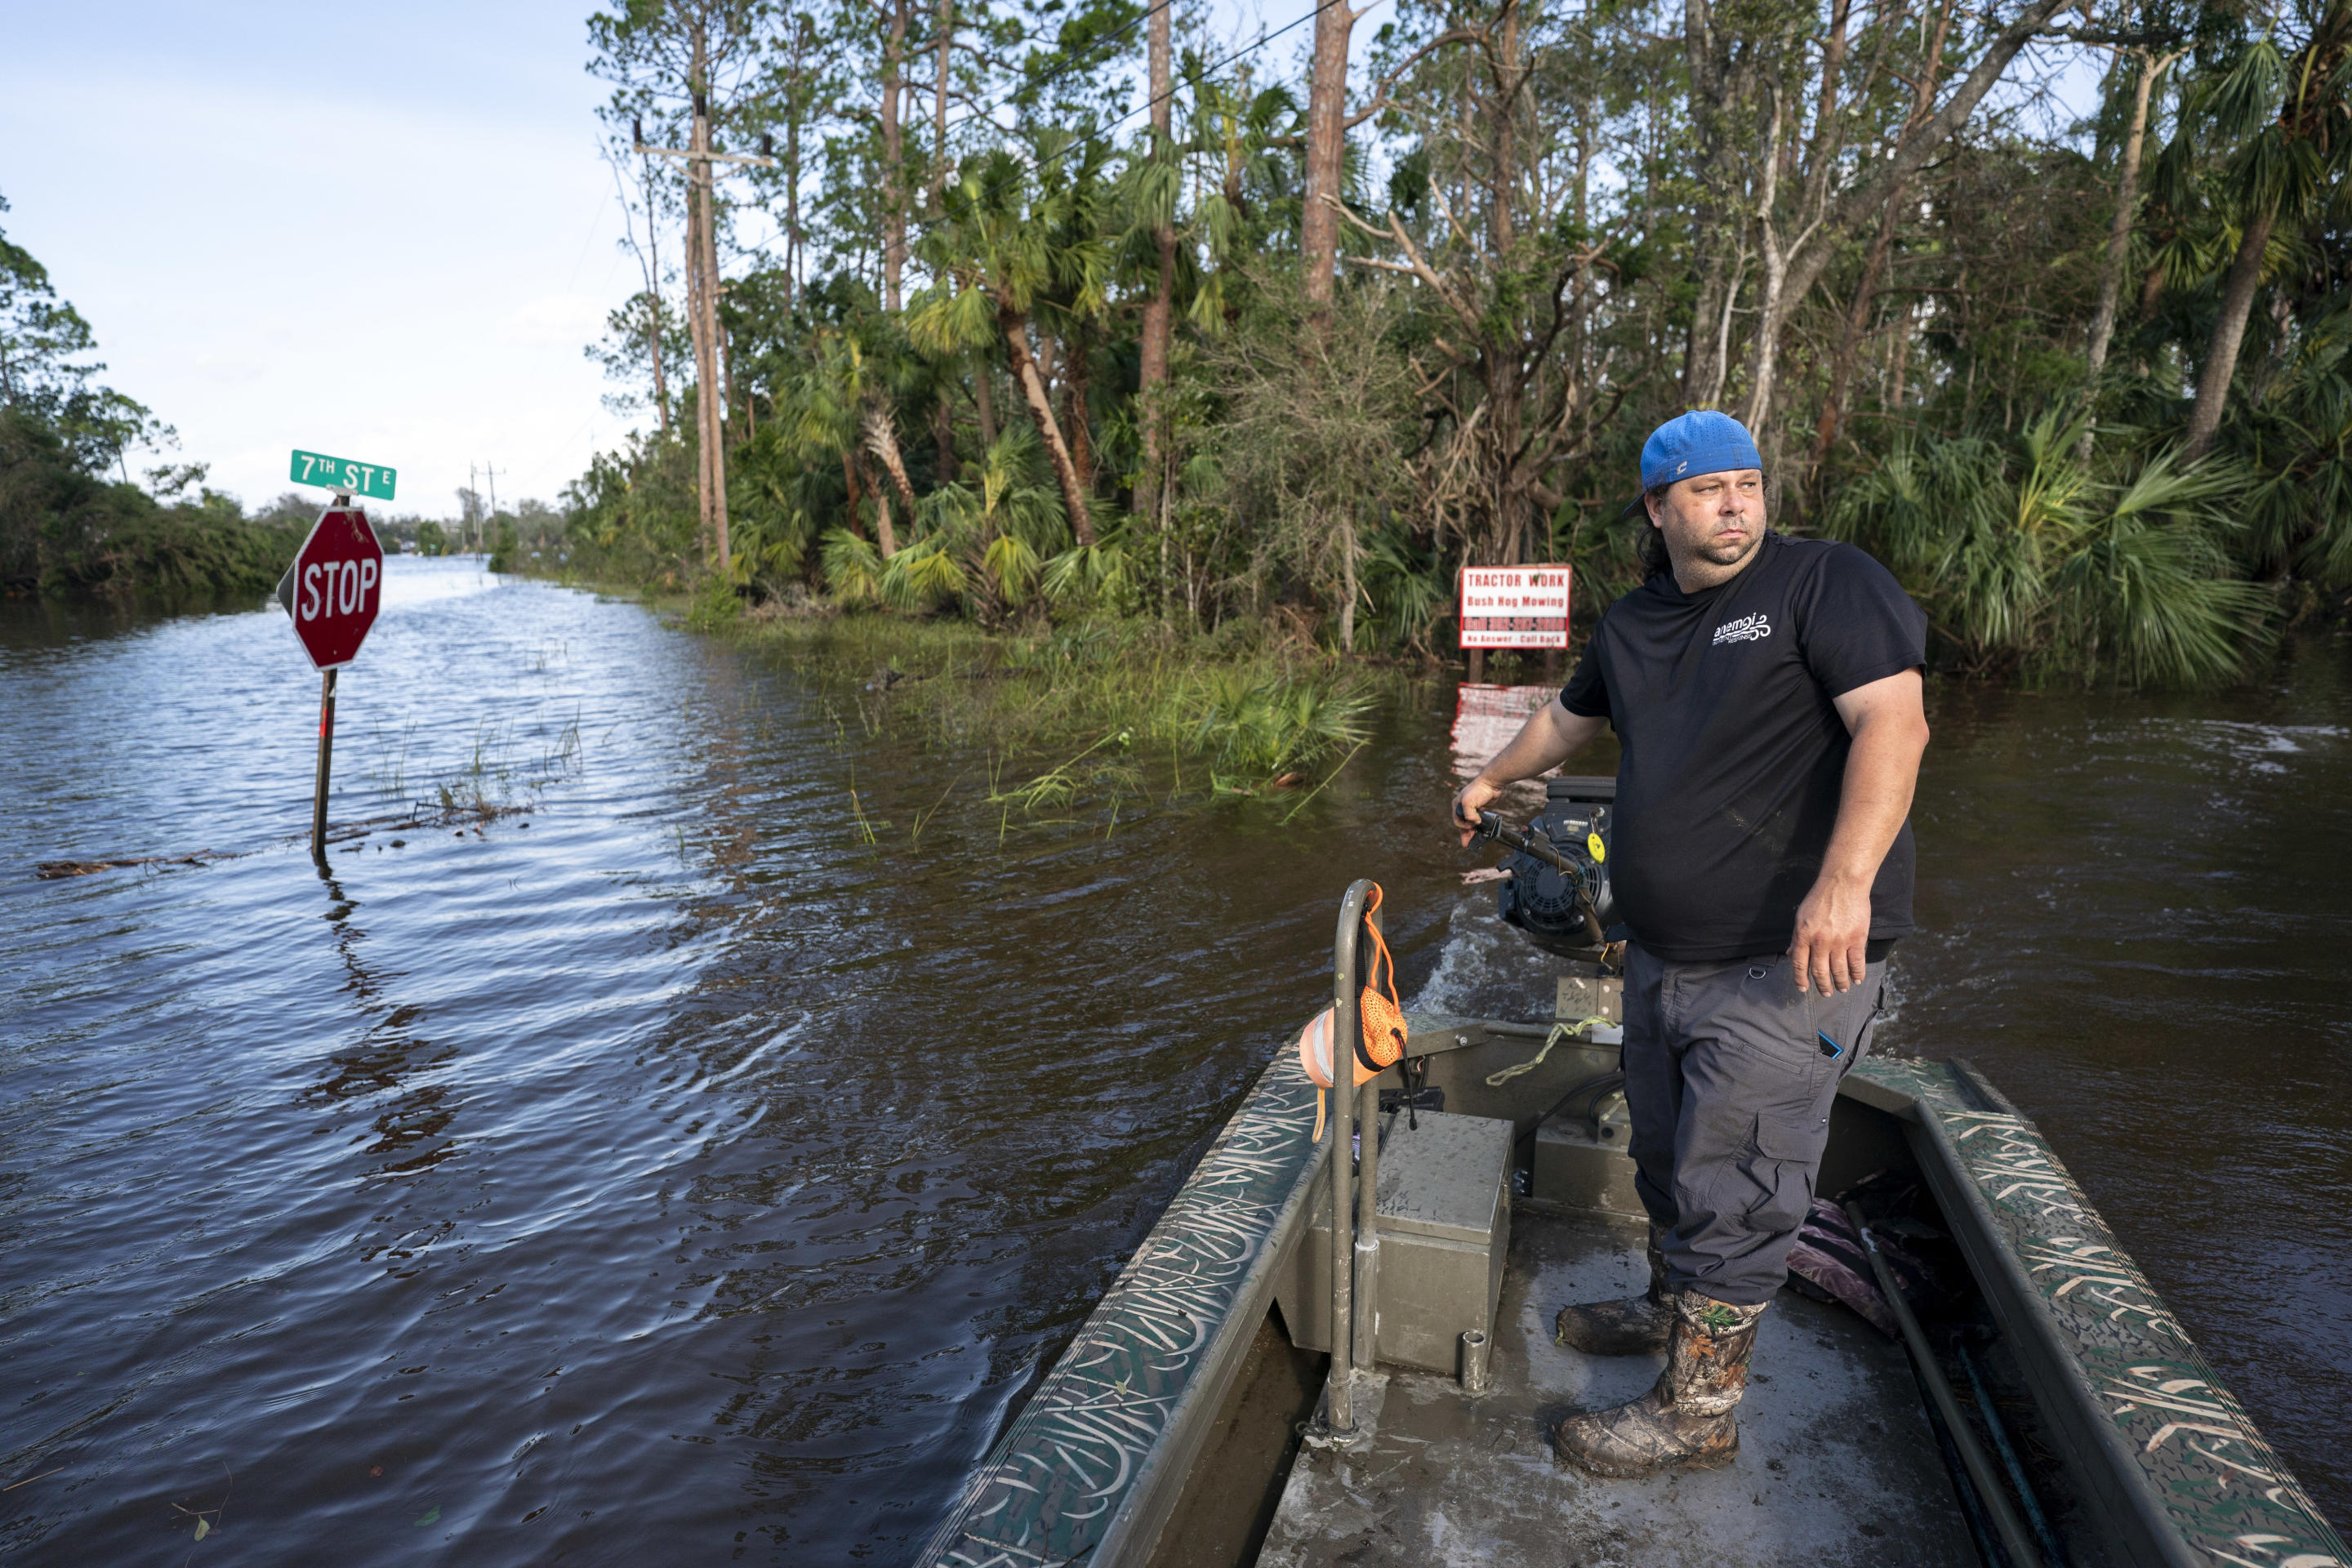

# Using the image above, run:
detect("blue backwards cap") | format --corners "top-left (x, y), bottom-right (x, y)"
top-left (1640, 410), bottom-right (1762, 491)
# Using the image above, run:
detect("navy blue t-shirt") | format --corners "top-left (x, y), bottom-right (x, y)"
top-left (1561, 532), bottom-right (1927, 962)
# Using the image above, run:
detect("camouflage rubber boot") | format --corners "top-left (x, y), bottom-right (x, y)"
top-left (1554, 1223), bottom-right (1672, 1355)
top-left (1552, 1290), bottom-right (1767, 1478)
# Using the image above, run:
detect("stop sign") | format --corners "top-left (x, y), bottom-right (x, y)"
top-left (278, 507), bottom-right (386, 670)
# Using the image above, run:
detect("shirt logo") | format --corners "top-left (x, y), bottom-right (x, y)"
top-left (1713, 612), bottom-right (1771, 646)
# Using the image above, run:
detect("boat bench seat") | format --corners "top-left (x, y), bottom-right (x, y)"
top-left (1272, 1110), bottom-right (1512, 1374)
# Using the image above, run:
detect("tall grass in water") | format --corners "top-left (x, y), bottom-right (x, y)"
top-left (735, 612), bottom-right (1388, 824)
top-left (363, 712), bottom-right (586, 816)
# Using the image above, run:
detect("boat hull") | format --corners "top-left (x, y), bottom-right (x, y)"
top-left (920, 1024), bottom-right (2347, 1567)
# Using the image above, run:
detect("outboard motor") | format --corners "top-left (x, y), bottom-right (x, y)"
top-left (1490, 775), bottom-right (1619, 958)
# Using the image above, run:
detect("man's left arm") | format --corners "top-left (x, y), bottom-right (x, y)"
top-left (1789, 670), bottom-right (1930, 995)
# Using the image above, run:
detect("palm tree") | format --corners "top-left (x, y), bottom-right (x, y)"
top-left (908, 136), bottom-right (1113, 545)
top-left (2181, 0), bottom-right (2352, 457)
top-left (772, 319), bottom-right (893, 555)
top-left (1182, 77), bottom-right (1303, 331)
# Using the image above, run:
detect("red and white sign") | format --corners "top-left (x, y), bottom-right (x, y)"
top-left (281, 508), bottom-right (385, 670)
top-left (1459, 564), bottom-right (1570, 649)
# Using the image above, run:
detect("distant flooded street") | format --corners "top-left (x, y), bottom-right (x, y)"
top-left (2, 558), bottom-right (2345, 1561)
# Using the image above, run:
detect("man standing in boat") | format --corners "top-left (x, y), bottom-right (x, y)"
top-left (1450, 409), bottom-right (1931, 1478)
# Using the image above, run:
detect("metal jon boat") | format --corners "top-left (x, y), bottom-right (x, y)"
top-left (921, 779), bottom-right (2347, 1568)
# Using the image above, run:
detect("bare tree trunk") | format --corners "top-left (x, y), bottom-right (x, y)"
top-left (1737, 87), bottom-right (1791, 433)
top-left (1811, 0), bottom-right (1851, 149)
top-left (686, 158), bottom-right (706, 556)
top-left (2085, 51), bottom-right (2169, 381)
top-left (932, 0), bottom-right (952, 210)
top-left (683, 32), bottom-right (722, 568)
top-left (1811, 185), bottom-right (1904, 470)
top-left (2079, 47), bottom-right (2184, 457)
top-left (1456, 67), bottom-right (1474, 242)
top-left (1302, 0), bottom-right (1357, 310)
top-left (1134, 0), bottom-right (1176, 527)
top-left (869, 467), bottom-right (900, 558)
top-left (1678, 0), bottom-right (1744, 406)
top-left (786, 28), bottom-right (806, 302)
top-left (933, 400), bottom-right (960, 483)
top-left (1000, 303), bottom-right (1097, 546)
top-left (1491, 1), bottom-right (1517, 255)
top-left (692, 90), bottom-right (730, 572)
top-left (973, 359), bottom-right (997, 449)
top-left (881, 0), bottom-right (908, 312)
top-left (1062, 329), bottom-right (1094, 493)
top-left (1570, 114), bottom-right (1592, 407)
top-left (924, 2), bottom-right (960, 490)
top-left (1889, 300), bottom-right (1913, 410)
top-left (2184, 203), bottom-right (2274, 459)
top-left (1703, 243), bottom-right (1748, 410)
top-left (1034, 332), bottom-right (1058, 401)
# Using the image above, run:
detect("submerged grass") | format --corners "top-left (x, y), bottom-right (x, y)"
top-left (731, 609), bottom-right (1401, 826)
top-left (363, 709), bottom-right (586, 817)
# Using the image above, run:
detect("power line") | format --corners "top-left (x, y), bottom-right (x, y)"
top-left (910, 0), bottom-right (1375, 247)
top-left (940, 0), bottom-right (1178, 140)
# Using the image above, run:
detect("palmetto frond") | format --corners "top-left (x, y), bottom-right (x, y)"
top-left (821, 527), bottom-right (884, 608)
top-left (1825, 419), bottom-right (2270, 685)
top-left (880, 535), bottom-right (968, 609)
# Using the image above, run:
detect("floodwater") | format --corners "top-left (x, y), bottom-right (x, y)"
top-left (2, 555), bottom-right (2345, 1562)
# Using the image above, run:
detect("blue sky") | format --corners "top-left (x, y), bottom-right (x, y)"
top-left (3, 1), bottom-right (641, 515)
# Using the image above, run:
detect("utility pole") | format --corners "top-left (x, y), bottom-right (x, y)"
top-left (483, 463), bottom-right (504, 556)
top-left (633, 114), bottom-right (773, 577)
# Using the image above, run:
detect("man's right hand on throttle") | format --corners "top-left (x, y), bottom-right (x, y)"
top-left (1452, 777), bottom-right (1503, 847)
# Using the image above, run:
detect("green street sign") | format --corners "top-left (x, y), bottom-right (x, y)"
top-left (290, 449), bottom-right (398, 501)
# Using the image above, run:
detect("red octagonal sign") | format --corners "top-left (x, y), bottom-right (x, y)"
top-left (277, 508), bottom-right (386, 670)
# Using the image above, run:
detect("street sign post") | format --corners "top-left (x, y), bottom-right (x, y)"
top-left (275, 502), bottom-right (387, 862)
top-left (289, 449), bottom-right (398, 501)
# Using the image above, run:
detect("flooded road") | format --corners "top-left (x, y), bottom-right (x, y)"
top-left (2, 557), bottom-right (2346, 1561)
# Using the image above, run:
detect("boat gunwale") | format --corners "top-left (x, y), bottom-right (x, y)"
top-left (1873, 1053), bottom-right (2350, 1568)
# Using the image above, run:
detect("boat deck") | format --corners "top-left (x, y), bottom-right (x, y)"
top-left (1256, 1205), bottom-right (1976, 1567)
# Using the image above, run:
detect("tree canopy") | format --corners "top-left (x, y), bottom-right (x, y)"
top-left (539, 0), bottom-right (2342, 683)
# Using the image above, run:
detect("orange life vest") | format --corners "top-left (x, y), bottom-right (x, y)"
top-left (1295, 884), bottom-right (1408, 1141)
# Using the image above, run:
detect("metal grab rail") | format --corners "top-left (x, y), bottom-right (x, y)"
top-left (1323, 880), bottom-right (1383, 1434)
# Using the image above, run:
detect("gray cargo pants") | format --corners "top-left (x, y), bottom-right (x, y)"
top-left (1621, 941), bottom-right (1886, 1307)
